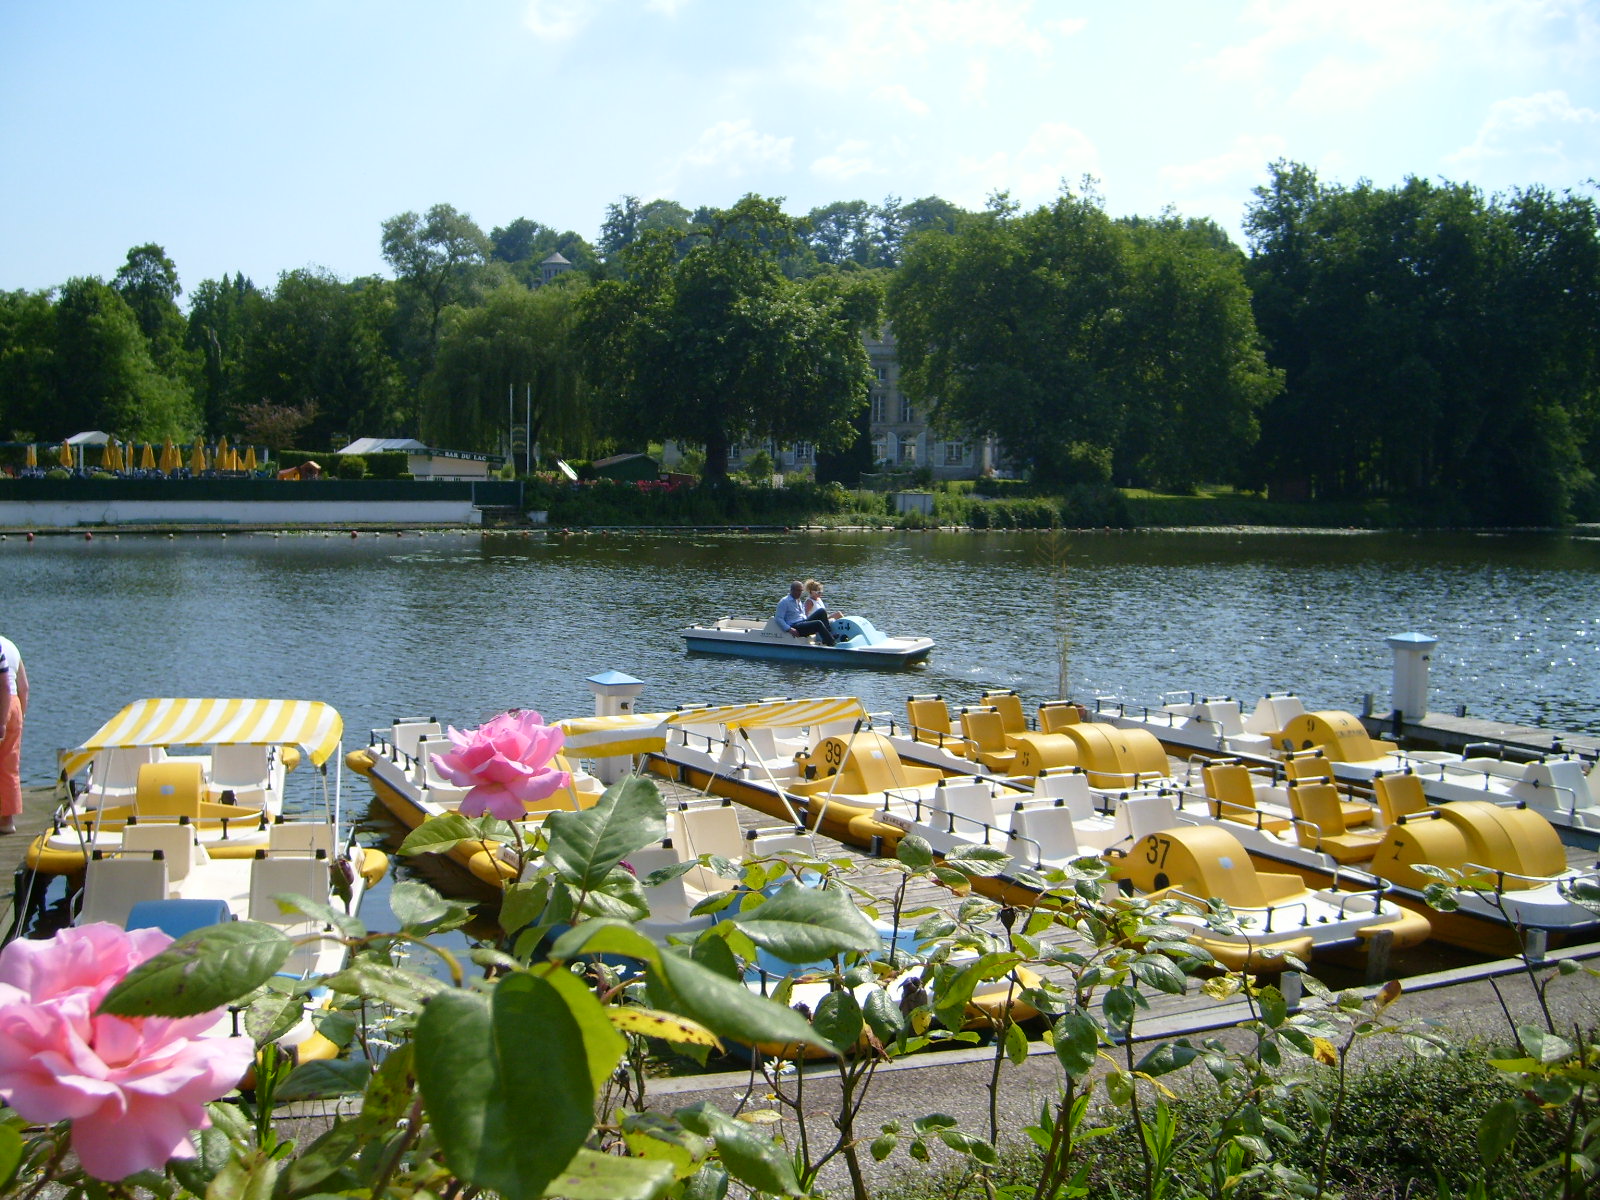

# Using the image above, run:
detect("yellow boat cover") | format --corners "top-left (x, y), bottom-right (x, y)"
top-left (558, 697), bottom-right (867, 759)
top-left (62, 698), bottom-right (344, 776)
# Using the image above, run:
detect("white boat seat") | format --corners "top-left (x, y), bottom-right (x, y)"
top-left (1009, 805), bottom-right (1081, 869)
top-left (248, 851), bottom-right (331, 924)
top-left (761, 619), bottom-right (786, 636)
top-left (1033, 771), bottom-right (1095, 822)
top-left (122, 823), bottom-right (207, 883)
top-left (207, 744), bottom-right (273, 803)
top-left (933, 779), bottom-right (1005, 833)
top-left (83, 746), bottom-right (166, 804)
top-left (1196, 700), bottom-right (1246, 737)
top-left (414, 737), bottom-right (474, 807)
top-left (1513, 760), bottom-right (1593, 811)
top-left (389, 719), bottom-right (442, 760)
top-left (1244, 694), bottom-right (1305, 736)
top-left (670, 803), bottom-right (746, 862)
top-left (1114, 793), bottom-right (1180, 844)
top-left (80, 854), bottom-right (170, 927)
top-left (268, 821), bottom-right (338, 856)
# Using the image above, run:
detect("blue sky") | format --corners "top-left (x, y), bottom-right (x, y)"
top-left (2, 0), bottom-right (1596, 300)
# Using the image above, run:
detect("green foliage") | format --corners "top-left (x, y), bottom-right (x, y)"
top-left (333, 454), bottom-right (367, 479)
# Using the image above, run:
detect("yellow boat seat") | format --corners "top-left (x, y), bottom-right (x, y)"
top-left (959, 708), bottom-right (1019, 774)
top-left (790, 731), bottom-right (943, 796)
top-left (906, 695), bottom-right (969, 757)
top-left (979, 690), bottom-right (1030, 746)
top-left (1283, 755), bottom-right (1376, 827)
top-left (1373, 772), bottom-right (1430, 825)
top-left (1289, 782), bottom-right (1384, 864)
top-left (135, 760), bottom-right (206, 819)
top-left (1037, 701), bottom-right (1081, 733)
top-left (1201, 762), bottom-right (1291, 834)
top-left (1280, 710), bottom-right (1399, 763)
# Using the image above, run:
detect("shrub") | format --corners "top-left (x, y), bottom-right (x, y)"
top-left (334, 455), bottom-right (367, 480)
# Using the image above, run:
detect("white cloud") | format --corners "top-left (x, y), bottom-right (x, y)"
top-left (962, 57), bottom-right (990, 104)
top-left (680, 119), bottom-right (795, 176)
top-left (644, 0), bottom-right (691, 14)
top-left (1159, 134), bottom-right (1289, 192)
top-left (812, 140), bottom-right (876, 180)
top-left (871, 83), bottom-right (930, 116)
top-left (1447, 89), bottom-right (1600, 166)
top-left (957, 122), bottom-right (1100, 208)
top-left (522, 0), bottom-right (593, 40)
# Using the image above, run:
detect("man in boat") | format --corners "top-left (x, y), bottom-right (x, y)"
top-left (777, 580), bottom-right (836, 645)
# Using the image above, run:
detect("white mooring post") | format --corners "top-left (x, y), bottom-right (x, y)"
top-left (585, 669), bottom-right (646, 784)
top-left (1385, 633), bottom-right (1438, 725)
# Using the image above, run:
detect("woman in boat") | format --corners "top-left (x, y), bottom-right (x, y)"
top-left (777, 580), bottom-right (835, 646)
top-left (804, 580), bottom-right (842, 623)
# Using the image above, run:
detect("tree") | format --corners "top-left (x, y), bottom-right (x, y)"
top-left (380, 203), bottom-right (491, 380)
top-left (597, 196), bottom-right (693, 264)
top-left (51, 277), bottom-right (198, 439)
top-left (422, 278), bottom-right (596, 460)
top-left (579, 195), bottom-right (882, 480)
top-left (890, 192), bottom-right (1278, 490)
top-left (490, 218), bottom-right (600, 282)
top-left (185, 272), bottom-right (259, 432)
top-left (0, 289), bottom-right (57, 440)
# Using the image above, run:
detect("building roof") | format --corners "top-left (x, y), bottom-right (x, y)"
top-left (541, 251), bottom-right (571, 265)
top-left (336, 437), bottom-right (427, 455)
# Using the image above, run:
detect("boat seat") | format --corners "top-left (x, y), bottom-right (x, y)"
top-left (1202, 762), bottom-right (1291, 834)
top-left (630, 844), bottom-right (697, 924)
top-left (1372, 773), bottom-right (1430, 825)
top-left (268, 821), bottom-right (338, 856)
top-left (389, 718), bottom-right (442, 760)
top-left (1512, 760), bottom-right (1593, 813)
top-left (906, 695), bottom-right (969, 756)
top-left (1113, 793), bottom-right (1179, 845)
top-left (80, 853), bottom-right (171, 927)
top-left (1196, 699), bottom-right (1246, 737)
top-left (1243, 694), bottom-right (1304, 737)
top-left (933, 779), bottom-right (1006, 835)
top-left (248, 850), bottom-right (331, 924)
top-left (760, 619), bottom-right (786, 637)
top-left (1037, 702), bottom-right (1081, 733)
top-left (979, 691), bottom-right (1030, 746)
top-left (207, 743), bottom-right (273, 805)
top-left (959, 708), bottom-right (1019, 774)
top-left (671, 803), bottom-right (746, 862)
top-left (125, 898), bottom-right (233, 939)
top-left (1289, 782), bottom-right (1383, 864)
top-left (83, 746), bottom-right (166, 805)
top-left (122, 822), bottom-right (207, 882)
top-left (1032, 770), bottom-right (1095, 822)
top-left (135, 760), bottom-right (207, 820)
top-left (1009, 805), bottom-right (1081, 869)
top-left (1283, 758), bottom-right (1377, 827)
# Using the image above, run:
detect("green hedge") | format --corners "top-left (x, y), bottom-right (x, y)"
top-left (277, 449), bottom-right (410, 480)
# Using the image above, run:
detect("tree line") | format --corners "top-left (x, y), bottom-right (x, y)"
top-left (2, 161), bottom-right (1595, 523)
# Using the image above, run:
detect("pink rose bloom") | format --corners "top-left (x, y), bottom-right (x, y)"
top-left (0, 923), bottom-right (256, 1181)
top-left (431, 709), bottom-right (572, 822)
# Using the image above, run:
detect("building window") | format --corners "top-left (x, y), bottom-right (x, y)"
top-left (871, 394), bottom-right (885, 423)
top-left (730, 444), bottom-right (743, 463)
top-left (872, 436), bottom-right (887, 462)
top-left (944, 441), bottom-right (968, 466)
top-left (898, 397), bottom-right (913, 422)
top-left (793, 442), bottom-right (812, 463)
top-left (874, 366), bottom-right (887, 381)
top-left (900, 441), bottom-right (917, 464)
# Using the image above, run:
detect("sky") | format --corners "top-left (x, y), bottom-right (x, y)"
top-left (2, 0), bottom-right (1597, 301)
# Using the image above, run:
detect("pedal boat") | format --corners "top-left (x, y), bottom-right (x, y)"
top-left (345, 716), bottom-right (607, 896)
top-left (683, 615), bottom-right (933, 667)
top-left (25, 698), bottom-right (359, 879)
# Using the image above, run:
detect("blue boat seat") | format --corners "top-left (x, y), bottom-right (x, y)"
top-left (125, 898), bottom-right (234, 938)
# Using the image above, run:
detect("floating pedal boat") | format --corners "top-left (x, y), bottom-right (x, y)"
top-left (26, 698), bottom-right (354, 880)
top-left (683, 615), bottom-right (933, 667)
top-left (1389, 753), bottom-right (1600, 847)
top-left (1159, 758), bottom-right (1600, 956)
top-left (346, 716), bottom-right (607, 897)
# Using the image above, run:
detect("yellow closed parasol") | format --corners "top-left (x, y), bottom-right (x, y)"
top-left (243, 445), bottom-right (258, 471)
top-left (24, 444), bottom-right (36, 468)
top-left (189, 441), bottom-right (206, 474)
top-left (58, 441), bottom-right (74, 469)
top-left (140, 442), bottom-right (156, 470)
top-left (161, 438), bottom-right (178, 473)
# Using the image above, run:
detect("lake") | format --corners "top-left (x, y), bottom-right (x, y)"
top-left (2, 526), bottom-right (1597, 788)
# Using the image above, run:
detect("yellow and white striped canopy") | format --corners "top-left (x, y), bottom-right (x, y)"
top-left (62, 698), bottom-right (344, 776)
top-left (557, 697), bottom-right (868, 760)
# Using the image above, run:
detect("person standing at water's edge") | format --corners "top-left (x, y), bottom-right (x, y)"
top-left (0, 635), bottom-right (23, 834)
top-left (777, 580), bottom-right (835, 646)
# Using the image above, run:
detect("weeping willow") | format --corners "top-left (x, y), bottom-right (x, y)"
top-left (420, 280), bottom-right (599, 460)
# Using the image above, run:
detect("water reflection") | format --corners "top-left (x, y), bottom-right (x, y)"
top-left (2, 528), bottom-right (1595, 786)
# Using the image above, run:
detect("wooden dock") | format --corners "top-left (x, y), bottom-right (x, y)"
top-left (1361, 709), bottom-right (1599, 758)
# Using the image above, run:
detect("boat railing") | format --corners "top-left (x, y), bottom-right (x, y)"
top-left (1460, 860), bottom-right (1594, 893)
top-left (1159, 887), bottom-right (1308, 936)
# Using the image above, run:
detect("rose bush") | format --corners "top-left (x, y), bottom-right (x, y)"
top-left (429, 709), bottom-right (570, 821)
top-left (0, 923), bottom-right (255, 1180)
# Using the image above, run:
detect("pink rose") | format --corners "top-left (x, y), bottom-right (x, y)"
top-left (0, 923), bottom-right (256, 1181)
top-left (430, 709), bottom-right (572, 822)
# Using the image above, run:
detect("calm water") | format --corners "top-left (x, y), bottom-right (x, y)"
top-left (2, 527), bottom-right (1597, 787)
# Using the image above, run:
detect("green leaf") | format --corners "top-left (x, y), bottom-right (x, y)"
top-left (942, 843), bottom-right (1011, 877)
top-left (579, 866), bottom-right (651, 921)
top-left (675, 1102), bottom-right (803, 1197)
top-left (501, 877), bottom-right (554, 938)
top-left (813, 989), bottom-right (864, 1050)
top-left (277, 1058), bottom-right (371, 1100)
top-left (390, 879), bottom-right (476, 931)
top-left (1102, 984), bottom-right (1141, 1032)
top-left (98, 921), bottom-right (291, 1017)
top-left (1053, 1010), bottom-right (1100, 1078)
top-left (729, 881), bottom-right (880, 963)
top-left (1257, 985), bottom-right (1288, 1028)
top-left (550, 917), bottom-right (663, 968)
top-left (542, 1147), bottom-right (676, 1200)
top-left (398, 810), bottom-right (491, 857)
top-left (0, 1125), bottom-right (21, 1191)
top-left (620, 1111), bottom-right (712, 1182)
top-left (1004, 1020), bottom-right (1030, 1066)
top-left (322, 958), bottom-right (445, 1009)
top-left (416, 975), bottom-right (596, 1200)
top-left (356, 1043), bottom-right (416, 1138)
top-left (544, 776), bottom-right (667, 889)
top-left (652, 948), bottom-right (839, 1055)
top-left (1478, 1099), bottom-right (1520, 1165)
top-left (1133, 1040), bottom-right (1200, 1078)
top-left (543, 966), bottom-right (629, 1095)
top-left (863, 985), bottom-right (909, 1044)
top-left (284, 1119), bottom-right (369, 1194)
top-left (1517, 1025), bottom-right (1574, 1064)
top-left (1132, 954), bottom-right (1188, 996)
top-left (896, 834), bottom-right (934, 871)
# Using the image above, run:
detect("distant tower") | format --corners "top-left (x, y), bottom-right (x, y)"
top-left (538, 252), bottom-right (572, 287)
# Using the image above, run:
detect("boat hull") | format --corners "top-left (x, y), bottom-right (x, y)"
top-left (682, 616), bottom-right (933, 667)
